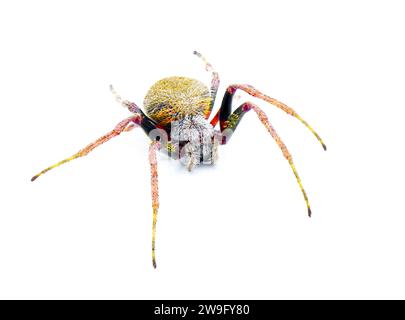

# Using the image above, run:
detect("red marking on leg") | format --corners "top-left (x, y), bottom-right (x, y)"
top-left (227, 86), bottom-right (237, 94)
top-left (242, 102), bottom-right (252, 112)
top-left (210, 111), bottom-right (220, 127)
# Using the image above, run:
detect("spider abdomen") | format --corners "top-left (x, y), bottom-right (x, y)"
top-left (144, 76), bottom-right (212, 126)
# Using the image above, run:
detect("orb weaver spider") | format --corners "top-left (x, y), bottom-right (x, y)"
top-left (31, 51), bottom-right (326, 268)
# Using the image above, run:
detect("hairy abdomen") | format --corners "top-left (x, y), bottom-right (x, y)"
top-left (144, 76), bottom-right (211, 125)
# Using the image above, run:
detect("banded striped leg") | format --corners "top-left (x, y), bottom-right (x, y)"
top-left (149, 141), bottom-right (161, 268)
top-left (222, 102), bottom-right (313, 217)
top-left (211, 84), bottom-right (326, 151)
top-left (110, 85), bottom-right (162, 137)
top-left (193, 51), bottom-right (220, 116)
top-left (31, 115), bottom-right (141, 182)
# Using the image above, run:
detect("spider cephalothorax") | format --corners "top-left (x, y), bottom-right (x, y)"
top-left (170, 115), bottom-right (218, 170)
top-left (32, 51), bottom-right (326, 268)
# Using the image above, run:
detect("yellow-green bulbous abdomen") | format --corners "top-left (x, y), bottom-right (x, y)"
top-left (144, 76), bottom-right (212, 125)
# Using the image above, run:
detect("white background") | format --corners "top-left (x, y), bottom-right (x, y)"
top-left (1, 0), bottom-right (404, 299)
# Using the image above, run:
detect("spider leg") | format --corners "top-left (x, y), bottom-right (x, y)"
top-left (31, 115), bottom-right (142, 181)
top-left (193, 51), bottom-right (220, 118)
top-left (149, 141), bottom-right (161, 268)
top-left (221, 102), bottom-right (313, 217)
top-left (110, 85), bottom-right (162, 137)
top-left (212, 84), bottom-right (326, 151)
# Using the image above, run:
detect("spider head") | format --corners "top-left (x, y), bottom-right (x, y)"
top-left (170, 115), bottom-right (219, 171)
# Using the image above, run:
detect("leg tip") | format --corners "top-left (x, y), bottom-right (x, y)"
top-left (31, 175), bottom-right (38, 182)
top-left (322, 143), bottom-right (327, 151)
top-left (153, 260), bottom-right (157, 269)
top-left (308, 207), bottom-right (312, 218)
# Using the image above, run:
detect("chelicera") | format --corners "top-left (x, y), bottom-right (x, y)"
top-left (32, 51), bottom-right (326, 268)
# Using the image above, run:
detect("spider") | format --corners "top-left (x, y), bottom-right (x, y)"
top-left (31, 51), bottom-right (326, 268)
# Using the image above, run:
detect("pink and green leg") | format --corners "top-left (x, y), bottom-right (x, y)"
top-left (31, 115), bottom-right (144, 181)
top-left (149, 141), bottom-right (161, 268)
top-left (193, 51), bottom-right (220, 117)
top-left (213, 84), bottom-right (327, 216)
top-left (220, 84), bottom-right (327, 150)
top-left (219, 101), bottom-right (313, 216)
